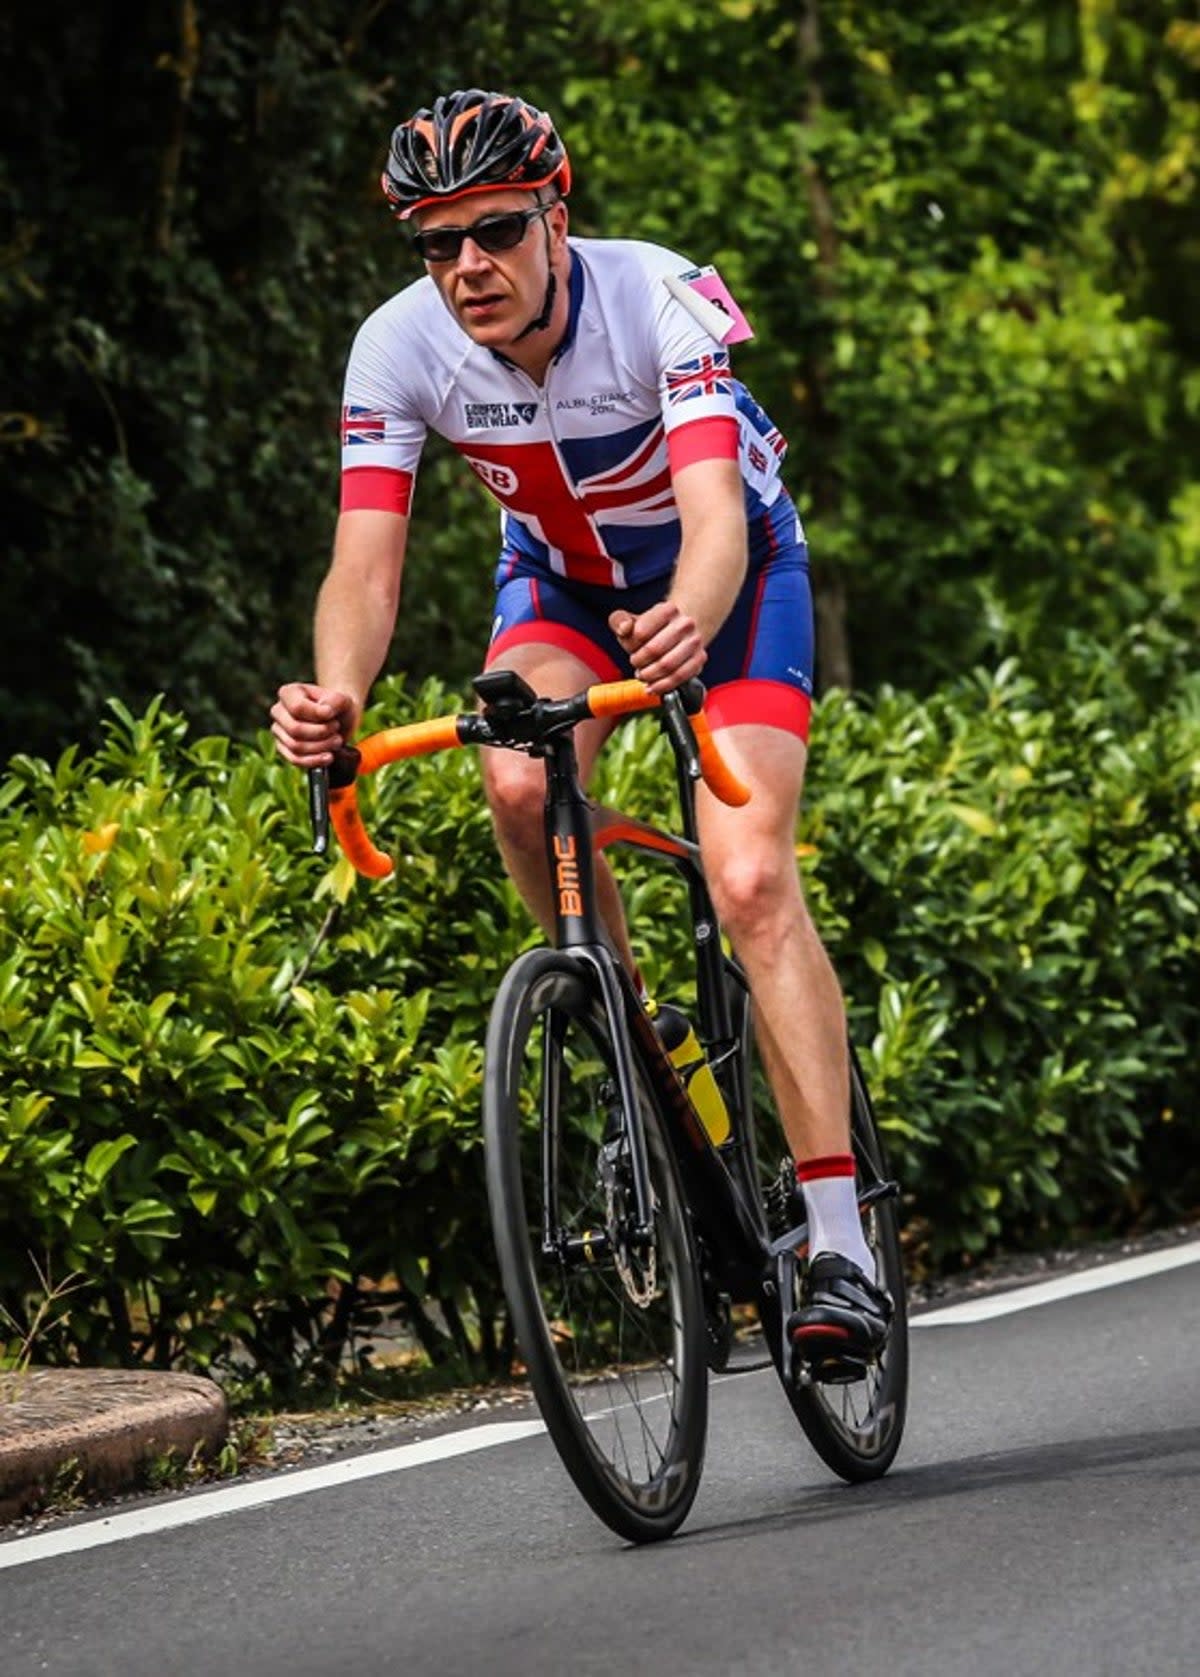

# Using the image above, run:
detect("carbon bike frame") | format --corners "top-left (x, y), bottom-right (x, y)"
top-left (534, 701), bottom-right (771, 1306)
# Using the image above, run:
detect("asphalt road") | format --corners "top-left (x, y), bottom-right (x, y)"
top-left (3, 1251), bottom-right (1197, 1677)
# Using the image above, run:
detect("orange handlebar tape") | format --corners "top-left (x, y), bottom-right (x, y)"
top-left (329, 784), bottom-right (394, 879)
top-left (692, 711), bottom-right (752, 807)
top-left (357, 715), bottom-right (464, 775)
top-left (327, 715), bottom-right (465, 879)
top-left (585, 681), bottom-right (662, 720)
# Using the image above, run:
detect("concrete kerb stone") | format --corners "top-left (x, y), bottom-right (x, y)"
top-left (0, 1368), bottom-right (228, 1522)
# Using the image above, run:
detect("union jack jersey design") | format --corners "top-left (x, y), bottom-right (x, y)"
top-left (340, 237), bottom-right (797, 588)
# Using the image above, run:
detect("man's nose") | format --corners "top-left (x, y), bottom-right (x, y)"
top-left (455, 237), bottom-right (493, 274)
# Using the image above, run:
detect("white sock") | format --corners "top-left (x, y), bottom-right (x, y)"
top-left (797, 1155), bottom-right (876, 1281)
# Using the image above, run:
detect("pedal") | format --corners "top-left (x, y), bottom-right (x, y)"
top-left (792, 1342), bottom-right (873, 1387)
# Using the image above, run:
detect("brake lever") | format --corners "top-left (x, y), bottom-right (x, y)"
top-left (307, 747), bottom-right (362, 856)
top-left (661, 689), bottom-right (702, 781)
top-left (307, 767), bottom-right (330, 855)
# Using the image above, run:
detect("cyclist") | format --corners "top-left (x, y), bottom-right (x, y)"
top-left (270, 88), bottom-right (891, 1375)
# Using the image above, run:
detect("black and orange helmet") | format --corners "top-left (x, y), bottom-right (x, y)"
top-left (381, 89), bottom-right (572, 220)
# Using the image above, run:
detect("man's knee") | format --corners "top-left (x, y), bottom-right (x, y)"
top-left (482, 752), bottom-right (545, 850)
top-left (707, 842), bottom-right (805, 944)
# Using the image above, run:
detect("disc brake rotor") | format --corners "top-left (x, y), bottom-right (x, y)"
top-left (605, 1177), bottom-right (657, 1308)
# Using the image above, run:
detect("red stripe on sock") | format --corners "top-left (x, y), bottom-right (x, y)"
top-left (795, 1153), bottom-right (856, 1182)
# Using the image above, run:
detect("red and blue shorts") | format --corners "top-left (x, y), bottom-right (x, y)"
top-left (486, 543), bottom-right (814, 741)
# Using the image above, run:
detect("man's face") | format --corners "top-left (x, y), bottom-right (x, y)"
top-left (414, 188), bottom-right (567, 351)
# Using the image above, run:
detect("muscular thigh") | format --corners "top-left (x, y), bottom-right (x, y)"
top-left (698, 722), bottom-right (809, 858)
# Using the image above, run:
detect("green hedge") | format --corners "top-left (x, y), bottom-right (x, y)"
top-left (805, 637), bottom-right (1199, 1262)
top-left (1, 632), bottom-right (1196, 1387)
top-left (0, 685), bottom-right (535, 1391)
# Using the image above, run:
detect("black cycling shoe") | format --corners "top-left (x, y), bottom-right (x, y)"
top-left (788, 1252), bottom-right (893, 1385)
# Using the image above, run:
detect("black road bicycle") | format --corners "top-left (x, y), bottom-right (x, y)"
top-left (309, 672), bottom-right (908, 1543)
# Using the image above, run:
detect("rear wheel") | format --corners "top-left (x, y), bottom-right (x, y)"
top-left (726, 963), bottom-right (908, 1481)
top-left (787, 1052), bottom-right (908, 1481)
top-left (484, 949), bottom-right (709, 1543)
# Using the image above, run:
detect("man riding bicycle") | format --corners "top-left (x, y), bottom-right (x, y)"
top-left (270, 88), bottom-right (891, 1374)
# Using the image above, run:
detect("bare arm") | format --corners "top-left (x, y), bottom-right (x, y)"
top-left (271, 509), bottom-right (409, 766)
top-left (610, 456), bottom-right (747, 692)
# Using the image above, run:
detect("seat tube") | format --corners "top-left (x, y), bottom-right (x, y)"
top-left (676, 747), bottom-right (734, 1050)
top-left (543, 737), bottom-right (599, 950)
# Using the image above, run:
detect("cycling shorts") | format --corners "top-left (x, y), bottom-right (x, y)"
top-left (486, 542), bottom-right (814, 741)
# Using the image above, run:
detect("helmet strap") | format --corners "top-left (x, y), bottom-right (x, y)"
top-left (512, 211), bottom-right (558, 343)
top-left (513, 272), bottom-right (557, 342)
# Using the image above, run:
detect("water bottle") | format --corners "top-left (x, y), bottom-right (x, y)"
top-left (650, 1002), bottom-right (732, 1147)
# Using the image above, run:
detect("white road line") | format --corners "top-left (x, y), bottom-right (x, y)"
top-left (0, 1418), bottom-right (546, 1572)
top-left (912, 1239), bottom-right (1200, 1327)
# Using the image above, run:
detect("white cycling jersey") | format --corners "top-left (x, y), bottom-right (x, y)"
top-left (340, 237), bottom-right (793, 590)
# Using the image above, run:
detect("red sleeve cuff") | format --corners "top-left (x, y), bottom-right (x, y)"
top-left (667, 415), bottom-right (740, 475)
top-left (340, 466), bottom-right (414, 515)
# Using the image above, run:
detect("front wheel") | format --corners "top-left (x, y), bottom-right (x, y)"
top-left (484, 948), bottom-right (709, 1543)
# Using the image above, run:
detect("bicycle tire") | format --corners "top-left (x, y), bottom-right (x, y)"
top-left (786, 1052), bottom-right (909, 1481)
top-left (725, 965), bottom-right (908, 1481)
top-left (484, 947), bottom-right (709, 1543)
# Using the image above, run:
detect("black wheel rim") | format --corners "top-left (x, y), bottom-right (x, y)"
top-left (731, 954), bottom-right (908, 1473)
top-left (514, 994), bottom-right (698, 1510)
top-left (794, 1075), bottom-right (908, 1464)
top-left (796, 1191), bottom-right (906, 1457)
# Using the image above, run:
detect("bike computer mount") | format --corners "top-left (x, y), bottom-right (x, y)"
top-left (472, 668), bottom-right (538, 716)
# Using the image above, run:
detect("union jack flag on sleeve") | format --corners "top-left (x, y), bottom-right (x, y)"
top-left (341, 404), bottom-right (388, 445)
top-left (663, 351), bottom-right (734, 407)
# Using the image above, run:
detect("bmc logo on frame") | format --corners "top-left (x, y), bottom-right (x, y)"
top-left (554, 834), bottom-right (582, 918)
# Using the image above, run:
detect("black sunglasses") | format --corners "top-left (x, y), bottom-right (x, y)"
top-left (410, 203), bottom-right (552, 264)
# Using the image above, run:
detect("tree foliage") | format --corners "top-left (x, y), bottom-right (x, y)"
top-left (1, 1), bottom-right (1196, 753)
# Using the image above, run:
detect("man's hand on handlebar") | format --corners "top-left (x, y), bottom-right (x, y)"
top-left (270, 682), bottom-right (360, 768)
top-left (609, 601), bottom-right (707, 695)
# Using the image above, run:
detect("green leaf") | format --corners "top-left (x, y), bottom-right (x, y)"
top-left (84, 1134), bottom-right (137, 1184)
top-left (118, 1199), bottom-right (179, 1237)
top-left (861, 938), bottom-right (888, 974)
top-left (948, 804), bottom-right (998, 838)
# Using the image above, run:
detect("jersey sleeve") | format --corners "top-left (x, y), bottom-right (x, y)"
top-left (649, 258), bottom-right (741, 476)
top-left (339, 306), bottom-right (428, 515)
